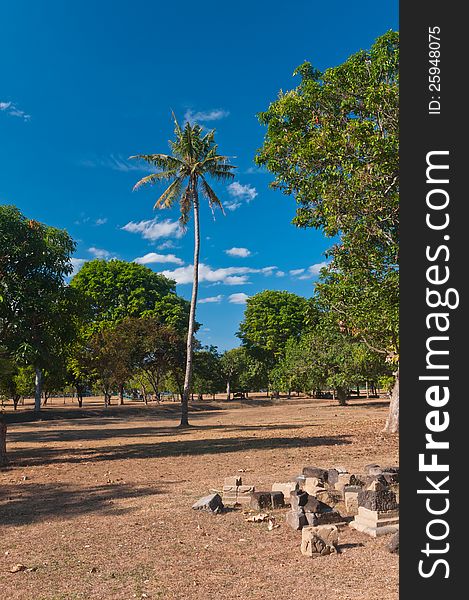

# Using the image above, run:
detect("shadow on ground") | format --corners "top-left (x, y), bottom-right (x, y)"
top-left (7, 433), bottom-right (352, 467)
top-left (0, 481), bottom-right (162, 527)
top-left (7, 423), bottom-right (314, 444)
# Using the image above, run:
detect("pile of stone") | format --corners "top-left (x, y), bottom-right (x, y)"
top-left (192, 461), bottom-right (399, 557)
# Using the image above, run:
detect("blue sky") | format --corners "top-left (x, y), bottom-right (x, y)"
top-left (0, 1), bottom-right (398, 351)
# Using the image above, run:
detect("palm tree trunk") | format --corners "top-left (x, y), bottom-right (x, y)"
top-left (181, 189), bottom-right (200, 427)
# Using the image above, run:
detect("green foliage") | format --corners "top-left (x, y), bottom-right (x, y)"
top-left (257, 31), bottom-right (399, 275)
top-left (193, 346), bottom-right (225, 396)
top-left (256, 31), bottom-right (399, 375)
top-left (272, 317), bottom-right (391, 402)
top-left (220, 347), bottom-right (268, 394)
top-left (70, 259), bottom-right (185, 330)
top-left (237, 290), bottom-right (313, 368)
top-left (131, 115), bottom-right (236, 224)
top-left (0, 205), bottom-right (79, 378)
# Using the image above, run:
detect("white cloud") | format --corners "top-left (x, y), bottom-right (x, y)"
top-left (88, 247), bottom-right (112, 259)
top-left (1, 100), bottom-right (30, 121)
top-left (227, 181), bottom-right (258, 202)
top-left (159, 263), bottom-right (277, 286)
top-left (70, 258), bottom-right (87, 275)
top-left (228, 293), bottom-right (249, 304)
top-left (289, 268), bottom-right (305, 276)
top-left (276, 270), bottom-right (286, 277)
top-left (199, 295), bottom-right (224, 304)
top-left (122, 217), bottom-right (184, 241)
top-left (226, 247), bottom-right (251, 258)
top-left (157, 240), bottom-right (177, 250)
top-left (184, 108), bottom-right (230, 123)
top-left (224, 275), bottom-right (250, 285)
top-left (95, 218), bottom-right (108, 226)
top-left (134, 252), bottom-right (183, 265)
top-left (297, 262), bottom-right (330, 279)
top-left (225, 201), bottom-right (242, 212)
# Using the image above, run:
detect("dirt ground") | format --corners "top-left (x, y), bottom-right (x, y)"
top-left (0, 395), bottom-right (399, 600)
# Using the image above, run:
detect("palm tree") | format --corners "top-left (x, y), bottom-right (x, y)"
top-left (131, 115), bottom-right (236, 426)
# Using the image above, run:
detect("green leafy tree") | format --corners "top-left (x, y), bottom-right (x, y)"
top-left (193, 346), bottom-right (225, 399)
top-left (70, 259), bottom-right (186, 330)
top-left (237, 290), bottom-right (313, 373)
top-left (1, 205), bottom-right (77, 411)
top-left (131, 115), bottom-right (236, 426)
top-left (256, 31), bottom-right (399, 431)
top-left (220, 347), bottom-right (268, 399)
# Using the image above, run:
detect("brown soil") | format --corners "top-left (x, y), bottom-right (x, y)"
top-left (0, 396), bottom-right (398, 600)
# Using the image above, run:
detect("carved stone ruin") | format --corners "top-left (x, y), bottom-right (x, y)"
top-left (301, 525), bottom-right (339, 557)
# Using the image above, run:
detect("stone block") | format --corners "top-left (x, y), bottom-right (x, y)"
top-left (305, 509), bottom-right (343, 527)
top-left (327, 467), bottom-right (348, 487)
top-left (315, 489), bottom-right (342, 507)
top-left (271, 491), bottom-right (285, 509)
top-left (224, 476), bottom-right (242, 487)
top-left (358, 489), bottom-right (398, 512)
top-left (335, 473), bottom-right (352, 493)
top-left (236, 485), bottom-right (255, 504)
top-left (302, 466), bottom-right (328, 482)
top-left (349, 474), bottom-right (365, 487)
top-left (286, 508), bottom-right (308, 530)
top-left (250, 491), bottom-right (272, 510)
top-left (381, 468), bottom-right (399, 485)
top-left (389, 483), bottom-right (400, 504)
top-left (344, 491), bottom-right (359, 515)
top-left (304, 477), bottom-right (326, 496)
top-left (302, 524), bottom-right (339, 548)
top-left (364, 464), bottom-right (382, 476)
top-left (295, 475), bottom-right (307, 489)
top-left (192, 493), bottom-right (224, 513)
top-left (350, 506), bottom-right (399, 537)
top-left (272, 482), bottom-right (298, 504)
top-left (301, 526), bottom-right (338, 557)
top-left (222, 485), bottom-right (238, 505)
top-left (290, 490), bottom-right (309, 510)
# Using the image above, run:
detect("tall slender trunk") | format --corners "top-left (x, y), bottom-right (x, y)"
top-left (119, 384), bottom-right (124, 405)
top-left (181, 188), bottom-right (200, 427)
top-left (226, 380), bottom-right (231, 401)
top-left (384, 369), bottom-right (399, 433)
top-left (34, 367), bottom-right (42, 413)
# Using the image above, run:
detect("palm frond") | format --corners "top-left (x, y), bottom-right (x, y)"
top-left (132, 170), bottom-right (178, 191)
top-left (129, 153), bottom-right (183, 170)
top-left (154, 176), bottom-right (184, 210)
top-left (200, 177), bottom-right (225, 216)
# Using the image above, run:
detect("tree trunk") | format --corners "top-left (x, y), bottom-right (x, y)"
top-left (226, 380), bottom-right (231, 401)
top-left (34, 367), bottom-right (42, 413)
top-left (119, 384), bottom-right (124, 405)
top-left (0, 420), bottom-right (7, 467)
top-left (366, 380), bottom-right (369, 398)
top-left (13, 395), bottom-right (20, 411)
top-left (181, 188), bottom-right (200, 427)
top-left (337, 387), bottom-right (348, 406)
top-left (384, 369), bottom-right (399, 433)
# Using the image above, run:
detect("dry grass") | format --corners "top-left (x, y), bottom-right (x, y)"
top-left (0, 395), bottom-right (398, 600)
